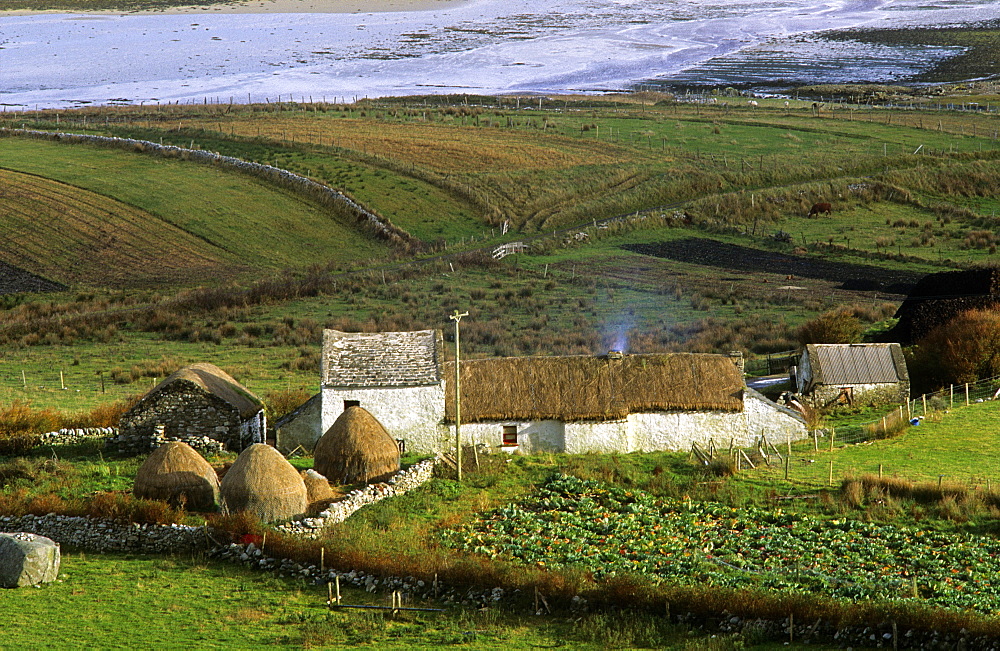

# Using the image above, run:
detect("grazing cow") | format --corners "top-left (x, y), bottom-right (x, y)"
top-left (808, 202), bottom-right (832, 217)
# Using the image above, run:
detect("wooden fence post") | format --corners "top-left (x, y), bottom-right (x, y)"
top-left (922, 394), bottom-right (927, 415)
top-left (829, 427), bottom-right (835, 452)
top-left (829, 459), bottom-right (834, 486)
top-left (966, 383), bottom-right (970, 406)
top-left (950, 385), bottom-right (954, 409)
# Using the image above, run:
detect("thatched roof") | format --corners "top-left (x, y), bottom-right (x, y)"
top-left (133, 441), bottom-right (220, 511)
top-left (322, 329), bottom-right (442, 388)
top-left (140, 363), bottom-right (263, 419)
top-left (219, 444), bottom-right (307, 523)
top-left (443, 353), bottom-right (744, 423)
top-left (314, 406), bottom-right (400, 484)
top-left (804, 343), bottom-right (908, 386)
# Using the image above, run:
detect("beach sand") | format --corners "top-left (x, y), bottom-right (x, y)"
top-left (1, 0), bottom-right (466, 16)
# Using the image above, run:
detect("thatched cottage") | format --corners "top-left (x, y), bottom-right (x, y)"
top-left (794, 343), bottom-right (909, 409)
top-left (315, 330), bottom-right (807, 455)
top-left (442, 354), bottom-right (806, 453)
top-left (118, 363), bottom-right (265, 452)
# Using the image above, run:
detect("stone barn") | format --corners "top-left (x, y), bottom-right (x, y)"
top-left (443, 353), bottom-right (807, 454)
top-left (794, 343), bottom-right (909, 409)
top-left (118, 363), bottom-right (265, 452)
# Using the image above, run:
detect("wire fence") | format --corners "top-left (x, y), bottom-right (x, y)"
top-left (816, 374), bottom-right (1000, 448)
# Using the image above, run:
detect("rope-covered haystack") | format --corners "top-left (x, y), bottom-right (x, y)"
top-left (220, 444), bottom-right (307, 523)
top-left (301, 469), bottom-right (338, 515)
top-left (443, 353), bottom-right (744, 423)
top-left (888, 268), bottom-right (1000, 344)
top-left (314, 406), bottom-right (400, 485)
top-left (133, 440), bottom-right (220, 511)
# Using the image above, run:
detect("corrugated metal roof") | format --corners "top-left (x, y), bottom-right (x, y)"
top-left (322, 329), bottom-right (442, 388)
top-left (807, 344), bottom-right (906, 385)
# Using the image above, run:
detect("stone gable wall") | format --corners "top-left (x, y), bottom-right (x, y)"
top-left (119, 381), bottom-right (249, 451)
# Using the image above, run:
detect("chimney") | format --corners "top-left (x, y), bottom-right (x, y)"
top-left (728, 350), bottom-right (745, 374)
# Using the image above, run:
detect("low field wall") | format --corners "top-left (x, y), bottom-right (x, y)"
top-left (0, 128), bottom-right (418, 248)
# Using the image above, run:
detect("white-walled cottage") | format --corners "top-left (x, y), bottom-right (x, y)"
top-left (316, 329), bottom-right (807, 455)
top-left (442, 353), bottom-right (806, 454)
top-left (320, 329), bottom-right (447, 454)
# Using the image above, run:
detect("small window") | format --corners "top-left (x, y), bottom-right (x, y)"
top-left (396, 439), bottom-right (406, 454)
top-left (502, 425), bottom-right (518, 446)
top-left (344, 400), bottom-right (360, 410)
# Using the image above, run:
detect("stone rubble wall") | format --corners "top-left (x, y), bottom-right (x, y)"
top-left (117, 381), bottom-right (255, 453)
top-left (0, 514), bottom-right (211, 554)
top-left (38, 427), bottom-right (117, 446)
top-left (105, 430), bottom-right (227, 456)
top-left (276, 459), bottom-right (435, 536)
top-left (1, 128), bottom-right (417, 248)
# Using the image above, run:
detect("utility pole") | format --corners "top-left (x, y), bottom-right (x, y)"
top-left (450, 310), bottom-right (469, 481)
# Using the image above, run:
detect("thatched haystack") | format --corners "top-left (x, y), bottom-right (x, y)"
top-left (133, 440), bottom-right (220, 511)
top-left (443, 353), bottom-right (744, 423)
top-left (314, 406), bottom-right (400, 485)
top-left (301, 469), bottom-right (337, 515)
top-left (219, 444), bottom-right (307, 523)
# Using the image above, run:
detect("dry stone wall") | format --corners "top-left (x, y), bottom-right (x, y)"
top-left (277, 459), bottom-right (434, 536)
top-left (0, 128), bottom-right (417, 248)
top-left (38, 427), bottom-right (117, 446)
top-left (0, 514), bottom-right (211, 554)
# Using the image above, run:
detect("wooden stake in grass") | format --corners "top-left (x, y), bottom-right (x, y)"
top-left (830, 427), bottom-right (835, 452)
top-left (828, 459), bottom-right (834, 486)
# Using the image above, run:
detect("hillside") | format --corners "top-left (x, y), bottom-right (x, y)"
top-left (0, 137), bottom-right (390, 287)
top-left (4, 95), bottom-right (1000, 411)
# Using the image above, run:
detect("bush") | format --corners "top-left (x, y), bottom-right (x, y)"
top-left (797, 308), bottom-right (864, 345)
top-left (908, 308), bottom-right (1000, 387)
top-left (264, 388), bottom-right (314, 421)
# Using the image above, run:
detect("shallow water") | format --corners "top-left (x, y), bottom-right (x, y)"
top-left (1, 0), bottom-right (998, 108)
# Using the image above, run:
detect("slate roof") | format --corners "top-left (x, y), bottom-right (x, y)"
top-left (804, 343), bottom-right (908, 386)
top-left (322, 330), bottom-right (443, 388)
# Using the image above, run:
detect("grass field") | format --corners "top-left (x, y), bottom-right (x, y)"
top-left (0, 138), bottom-right (389, 283)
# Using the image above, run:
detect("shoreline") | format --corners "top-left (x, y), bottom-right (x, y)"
top-left (0, 0), bottom-right (467, 16)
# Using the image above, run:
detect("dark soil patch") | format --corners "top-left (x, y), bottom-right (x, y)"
top-left (0, 260), bottom-right (65, 295)
top-left (623, 238), bottom-right (922, 294)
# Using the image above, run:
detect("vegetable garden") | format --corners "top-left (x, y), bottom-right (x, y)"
top-left (445, 474), bottom-right (1000, 614)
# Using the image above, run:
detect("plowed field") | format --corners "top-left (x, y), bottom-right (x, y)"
top-left (624, 238), bottom-right (923, 294)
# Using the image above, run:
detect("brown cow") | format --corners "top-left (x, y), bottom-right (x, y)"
top-left (808, 202), bottom-right (832, 217)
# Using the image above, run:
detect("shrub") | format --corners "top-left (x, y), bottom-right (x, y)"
top-left (797, 309), bottom-right (863, 344)
top-left (908, 308), bottom-right (1000, 387)
top-left (264, 388), bottom-right (314, 421)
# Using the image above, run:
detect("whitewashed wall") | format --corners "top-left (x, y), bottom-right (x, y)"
top-left (444, 394), bottom-right (807, 455)
top-left (744, 389), bottom-right (809, 445)
top-left (443, 420), bottom-right (567, 454)
top-left (322, 384), bottom-right (446, 454)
